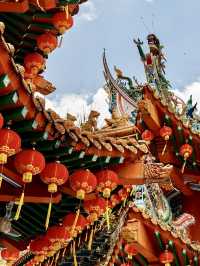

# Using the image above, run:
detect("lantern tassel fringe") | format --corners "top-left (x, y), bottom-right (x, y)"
top-left (14, 191), bottom-right (24, 220)
top-left (181, 159), bottom-right (187, 174)
top-left (0, 175), bottom-right (2, 189)
top-left (71, 208), bottom-right (80, 236)
top-left (88, 226), bottom-right (94, 251)
top-left (161, 140), bottom-right (168, 155)
top-left (106, 206), bottom-right (110, 231)
top-left (45, 196), bottom-right (52, 230)
top-left (73, 240), bottom-right (78, 266)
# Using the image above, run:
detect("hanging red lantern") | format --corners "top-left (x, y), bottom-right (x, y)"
top-left (52, 12), bottom-right (73, 34)
top-left (160, 126), bottom-right (172, 155)
top-left (1, 248), bottom-right (20, 264)
top-left (30, 238), bottom-right (50, 256)
top-left (40, 162), bottom-right (68, 194)
top-left (96, 170), bottom-right (119, 198)
top-left (40, 161), bottom-right (68, 229)
top-left (141, 129), bottom-right (154, 144)
top-left (0, 128), bottom-right (21, 164)
top-left (36, 33), bottom-right (58, 55)
top-left (0, 128), bottom-right (21, 188)
top-left (159, 250), bottom-right (174, 266)
top-left (63, 212), bottom-right (87, 236)
top-left (83, 197), bottom-right (106, 222)
top-left (46, 225), bottom-right (70, 244)
top-left (24, 52), bottom-right (45, 75)
top-left (179, 143), bottom-right (193, 173)
top-left (124, 243), bottom-right (137, 259)
top-left (15, 149), bottom-right (45, 183)
top-left (14, 149), bottom-right (45, 220)
top-left (69, 169), bottom-right (97, 200)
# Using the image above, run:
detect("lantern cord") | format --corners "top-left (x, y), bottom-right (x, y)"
top-left (85, 228), bottom-right (88, 242)
top-left (58, 36), bottom-right (63, 48)
top-left (78, 236), bottom-right (81, 247)
top-left (71, 208), bottom-right (80, 236)
top-left (161, 140), bottom-right (168, 155)
top-left (88, 225), bottom-right (94, 250)
top-left (14, 185), bottom-right (25, 220)
top-left (181, 159), bottom-right (187, 174)
top-left (73, 240), bottom-right (78, 266)
top-left (106, 200), bottom-right (110, 231)
top-left (62, 247), bottom-right (67, 258)
top-left (45, 194), bottom-right (52, 230)
top-left (55, 250), bottom-right (60, 264)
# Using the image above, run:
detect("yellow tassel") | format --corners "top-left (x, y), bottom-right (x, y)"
top-left (0, 174), bottom-right (2, 189)
top-left (71, 208), bottom-right (80, 236)
top-left (73, 240), bottom-right (78, 266)
top-left (62, 247), bottom-right (66, 258)
top-left (106, 206), bottom-right (110, 231)
top-left (14, 191), bottom-right (24, 220)
top-left (55, 250), bottom-right (60, 264)
top-left (78, 236), bottom-right (81, 247)
top-left (88, 226), bottom-right (94, 251)
top-left (161, 141), bottom-right (168, 155)
top-left (181, 159), bottom-right (187, 174)
top-left (85, 229), bottom-right (88, 242)
top-left (45, 196), bottom-right (52, 230)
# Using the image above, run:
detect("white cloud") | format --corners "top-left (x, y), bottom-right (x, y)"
top-left (44, 88), bottom-right (110, 128)
top-left (172, 81), bottom-right (200, 107)
top-left (78, 2), bottom-right (97, 22)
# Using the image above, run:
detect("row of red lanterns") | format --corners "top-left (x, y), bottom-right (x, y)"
top-left (23, 6), bottom-right (76, 88)
top-left (141, 127), bottom-right (193, 173)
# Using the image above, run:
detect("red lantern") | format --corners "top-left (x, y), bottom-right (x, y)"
top-left (96, 170), bottom-right (119, 198)
top-left (124, 243), bottom-right (137, 259)
top-left (159, 250), bottom-right (174, 266)
top-left (69, 169), bottom-right (97, 200)
top-left (0, 113), bottom-right (4, 129)
top-left (14, 149), bottom-right (45, 220)
top-left (46, 225), bottom-right (70, 243)
top-left (1, 248), bottom-right (20, 263)
top-left (0, 128), bottom-right (21, 164)
top-left (141, 129), bottom-right (154, 144)
top-left (83, 197), bottom-right (106, 222)
top-left (179, 143), bottom-right (193, 173)
top-left (36, 33), bottom-right (58, 55)
top-left (0, 128), bottom-right (21, 188)
top-left (52, 12), bottom-right (73, 34)
top-left (41, 162), bottom-right (68, 193)
top-left (15, 149), bottom-right (45, 183)
top-left (160, 126), bottom-right (172, 155)
top-left (30, 238), bottom-right (50, 255)
top-left (24, 52), bottom-right (45, 75)
top-left (40, 162), bottom-right (68, 229)
top-left (63, 212), bottom-right (87, 236)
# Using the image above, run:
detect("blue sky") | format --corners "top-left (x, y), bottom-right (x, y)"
top-left (44, 0), bottom-right (200, 121)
